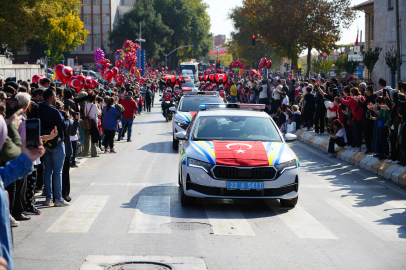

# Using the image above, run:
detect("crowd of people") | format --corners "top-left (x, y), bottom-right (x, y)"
top-left (0, 73), bottom-right (157, 269)
top-left (226, 75), bottom-right (406, 163)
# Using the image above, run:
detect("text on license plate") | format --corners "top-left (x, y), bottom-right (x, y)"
top-left (227, 182), bottom-right (263, 190)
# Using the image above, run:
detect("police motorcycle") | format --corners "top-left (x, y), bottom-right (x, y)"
top-left (160, 87), bottom-right (177, 122)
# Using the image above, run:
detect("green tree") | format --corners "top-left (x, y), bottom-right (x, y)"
top-left (227, 7), bottom-right (282, 69)
top-left (385, 47), bottom-right (401, 88)
top-left (109, 0), bottom-right (173, 60)
top-left (334, 55), bottom-right (346, 75)
top-left (361, 47), bottom-right (382, 82)
top-left (153, 0), bottom-right (213, 70)
top-left (345, 59), bottom-right (360, 75)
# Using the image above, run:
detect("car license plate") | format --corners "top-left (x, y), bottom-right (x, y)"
top-left (227, 182), bottom-right (263, 190)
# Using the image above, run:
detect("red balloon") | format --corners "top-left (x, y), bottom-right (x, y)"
top-left (104, 69), bottom-right (113, 83)
top-left (116, 74), bottom-right (125, 85)
top-left (84, 76), bottom-right (93, 90)
top-left (228, 71), bottom-right (234, 77)
top-left (55, 64), bottom-right (73, 84)
top-left (115, 59), bottom-right (123, 68)
top-left (323, 52), bottom-right (327, 58)
top-left (91, 79), bottom-right (98, 89)
top-left (112, 67), bottom-right (119, 80)
top-left (38, 76), bottom-right (47, 85)
top-left (165, 67), bottom-right (168, 70)
top-left (32, 74), bottom-right (44, 83)
top-left (266, 60), bottom-right (272, 69)
top-left (68, 75), bottom-right (85, 93)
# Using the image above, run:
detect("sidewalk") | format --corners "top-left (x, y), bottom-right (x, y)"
top-left (294, 129), bottom-right (406, 187)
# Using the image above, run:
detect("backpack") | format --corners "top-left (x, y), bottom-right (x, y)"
top-left (115, 104), bottom-right (125, 114)
top-left (82, 104), bottom-right (93, 130)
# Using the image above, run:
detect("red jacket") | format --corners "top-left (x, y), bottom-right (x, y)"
top-left (341, 96), bottom-right (364, 121)
top-left (120, 97), bottom-right (139, 118)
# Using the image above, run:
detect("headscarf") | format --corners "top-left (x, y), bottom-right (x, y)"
top-left (0, 115), bottom-right (7, 149)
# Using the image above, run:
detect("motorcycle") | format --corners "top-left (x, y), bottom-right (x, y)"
top-left (160, 91), bottom-right (176, 122)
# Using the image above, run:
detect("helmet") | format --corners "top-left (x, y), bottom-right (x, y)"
top-left (166, 87), bottom-right (172, 91)
top-left (176, 76), bottom-right (179, 80)
top-left (174, 85), bottom-right (179, 89)
top-left (206, 82), bottom-right (210, 86)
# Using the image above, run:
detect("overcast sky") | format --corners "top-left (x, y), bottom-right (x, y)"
top-left (204, 0), bottom-right (367, 49)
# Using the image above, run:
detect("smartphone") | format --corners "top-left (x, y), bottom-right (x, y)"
top-left (25, 119), bottom-right (41, 148)
top-left (5, 98), bottom-right (18, 119)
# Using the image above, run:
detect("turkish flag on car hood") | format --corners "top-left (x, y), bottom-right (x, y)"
top-left (213, 141), bottom-right (269, 167)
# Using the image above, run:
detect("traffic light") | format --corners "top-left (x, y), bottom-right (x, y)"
top-left (284, 63), bottom-right (286, 67)
top-left (298, 68), bottom-right (303, 76)
top-left (216, 60), bottom-right (221, 69)
top-left (252, 35), bottom-right (256, 45)
top-left (286, 63), bottom-right (291, 71)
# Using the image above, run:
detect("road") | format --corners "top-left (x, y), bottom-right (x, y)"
top-left (13, 97), bottom-right (406, 270)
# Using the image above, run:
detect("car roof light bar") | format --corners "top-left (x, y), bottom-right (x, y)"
top-left (199, 103), bottom-right (265, 110)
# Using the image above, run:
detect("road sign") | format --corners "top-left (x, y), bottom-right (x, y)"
top-left (354, 46), bottom-right (360, 53)
top-left (74, 65), bottom-right (82, 75)
top-left (67, 58), bottom-right (74, 68)
top-left (348, 54), bottom-right (363, 61)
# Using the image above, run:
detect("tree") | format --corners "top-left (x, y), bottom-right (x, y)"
top-left (153, 0), bottom-right (212, 70)
top-left (361, 47), bottom-right (382, 82)
top-left (227, 7), bottom-right (283, 69)
top-left (345, 59), bottom-right (360, 76)
top-left (45, 12), bottom-right (88, 66)
top-left (27, 40), bottom-right (49, 62)
top-left (299, 0), bottom-right (357, 77)
top-left (110, 0), bottom-right (173, 60)
top-left (0, 0), bottom-right (84, 49)
top-left (385, 46), bottom-right (401, 88)
top-left (241, 0), bottom-right (304, 71)
top-left (312, 56), bottom-right (333, 73)
top-left (334, 55), bottom-right (346, 75)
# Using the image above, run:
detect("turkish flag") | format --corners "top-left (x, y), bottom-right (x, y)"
top-left (213, 141), bottom-right (269, 167)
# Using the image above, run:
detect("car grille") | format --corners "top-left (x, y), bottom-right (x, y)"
top-left (212, 166), bottom-right (277, 180)
top-left (186, 182), bottom-right (297, 197)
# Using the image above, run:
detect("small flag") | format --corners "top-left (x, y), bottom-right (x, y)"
top-left (355, 26), bottom-right (359, 46)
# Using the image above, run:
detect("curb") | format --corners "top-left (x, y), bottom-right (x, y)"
top-left (294, 129), bottom-right (406, 187)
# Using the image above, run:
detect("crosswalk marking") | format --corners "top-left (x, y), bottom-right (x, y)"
top-left (46, 195), bottom-right (109, 233)
top-left (268, 202), bottom-right (338, 239)
top-left (204, 201), bottom-right (256, 236)
top-left (324, 198), bottom-right (406, 242)
top-left (90, 182), bottom-right (176, 187)
top-left (129, 196), bottom-right (171, 233)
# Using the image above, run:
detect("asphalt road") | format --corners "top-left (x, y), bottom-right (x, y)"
top-left (13, 98), bottom-right (406, 270)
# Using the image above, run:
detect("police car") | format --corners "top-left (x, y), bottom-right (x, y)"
top-left (175, 103), bottom-right (300, 207)
top-left (170, 92), bottom-right (224, 149)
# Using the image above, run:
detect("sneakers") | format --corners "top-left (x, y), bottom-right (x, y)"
top-left (54, 199), bottom-right (70, 207)
top-left (104, 148), bottom-right (109, 153)
top-left (44, 198), bottom-right (54, 206)
top-left (364, 150), bottom-right (372, 155)
top-left (110, 148), bottom-right (117, 153)
top-left (10, 215), bottom-right (20, 227)
top-left (25, 206), bottom-right (41, 215)
top-left (127, 139), bottom-right (132, 142)
top-left (326, 153), bottom-right (336, 158)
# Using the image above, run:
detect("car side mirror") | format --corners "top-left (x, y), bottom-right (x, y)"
top-left (175, 131), bottom-right (187, 140)
top-left (285, 133), bottom-right (297, 141)
top-left (169, 107), bottom-right (176, 112)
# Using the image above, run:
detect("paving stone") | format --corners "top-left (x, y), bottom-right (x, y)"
top-left (296, 130), bottom-right (306, 138)
top-left (312, 137), bottom-right (325, 148)
top-left (336, 148), bottom-right (348, 159)
top-left (359, 156), bottom-right (376, 170)
top-left (391, 167), bottom-right (405, 183)
top-left (378, 162), bottom-right (395, 177)
top-left (354, 153), bottom-right (369, 166)
top-left (365, 157), bottom-right (380, 172)
top-left (341, 150), bottom-right (356, 163)
top-left (318, 140), bottom-right (329, 152)
top-left (301, 132), bottom-right (313, 142)
top-left (397, 171), bottom-right (406, 186)
top-left (306, 135), bottom-right (317, 144)
top-left (371, 160), bottom-right (386, 174)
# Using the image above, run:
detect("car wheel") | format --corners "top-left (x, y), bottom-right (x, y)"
top-left (180, 186), bottom-right (196, 206)
top-left (279, 196), bottom-right (298, 208)
top-left (173, 134), bottom-right (178, 149)
top-left (178, 166), bottom-right (182, 186)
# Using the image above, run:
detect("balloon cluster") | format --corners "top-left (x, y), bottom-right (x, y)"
top-left (229, 59), bottom-right (246, 69)
top-left (123, 52), bottom-right (136, 71)
top-left (114, 49), bottom-right (124, 61)
top-left (97, 58), bottom-right (110, 76)
top-left (94, 48), bottom-right (105, 63)
top-left (259, 58), bottom-right (267, 69)
top-left (123, 40), bottom-right (133, 51)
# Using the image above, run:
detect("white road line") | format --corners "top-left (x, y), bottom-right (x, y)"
top-left (300, 184), bottom-right (385, 189)
top-left (129, 196), bottom-right (171, 233)
top-left (324, 198), bottom-right (406, 242)
top-left (89, 182), bottom-right (176, 187)
top-left (268, 203), bottom-right (338, 239)
top-left (204, 202), bottom-right (256, 236)
top-left (46, 195), bottom-right (109, 233)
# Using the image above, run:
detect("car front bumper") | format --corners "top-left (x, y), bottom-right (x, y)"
top-left (181, 165), bottom-right (299, 199)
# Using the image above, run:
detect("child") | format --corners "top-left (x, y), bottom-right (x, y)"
top-left (326, 119), bottom-right (347, 157)
top-left (70, 110), bottom-right (81, 167)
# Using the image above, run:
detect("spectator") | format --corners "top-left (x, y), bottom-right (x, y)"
top-left (119, 91), bottom-right (138, 142)
top-left (326, 119), bottom-right (347, 157)
top-left (83, 94), bottom-right (101, 157)
top-left (102, 98), bottom-right (122, 153)
top-left (342, 88), bottom-right (365, 152)
top-left (367, 97), bottom-right (390, 159)
top-left (301, 86), bottom-right (315, 131)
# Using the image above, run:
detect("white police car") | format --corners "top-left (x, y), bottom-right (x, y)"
top-left (171, 92), bottom-right (224, 149)
top-left (175, 103), bottom-right (300, 207)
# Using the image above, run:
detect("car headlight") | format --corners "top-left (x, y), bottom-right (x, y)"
top-left (187, 158), bottom-right (214, 173)
top-left (175, 118), bottom-right (190, 129)
top-left (275, 159), bottom-right (297, 172)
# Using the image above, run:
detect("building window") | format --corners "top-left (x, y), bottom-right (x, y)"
top-left (94, 0), bottom-right (100, 4)
top-left (84, 35), bottom-right (91, 45)
top-left (94, 34), bottom-right (101, 45)
top-left (388, 0), bottom-right (394, 10)
top-left (102, 14), bottom-right (110, 24)
top-left (83, 0), bottom-right (90, 5)
top-left (83, 14), bottom-right (91, 25)
top-left (93, 14), bottom-right (100, 25)
top-left (371, 16), bottom-right (374, 40)
top-left (102, 0), bottom-right (109, 4)
top-left (102, 34), bottom-right (109, 45)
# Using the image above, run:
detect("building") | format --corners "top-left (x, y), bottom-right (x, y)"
top-left (354, 0), bottom-right (405, 86)
top-left (14, 0), bottom-right (135, 66)
top-left (214, 35), bottom-right (226, 47)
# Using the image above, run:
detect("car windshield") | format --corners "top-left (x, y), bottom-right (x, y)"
top-left (192, 116), bottom-right (281, 142)
top-left (182, 82), bottom-right (195, 88)
top-left (178, 97), bottom-right (223, 112)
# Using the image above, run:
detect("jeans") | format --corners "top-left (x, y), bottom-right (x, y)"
top-left (43, 143), bottom-right (65, 201)
top-left (138, 103), bottom-right (143, 114)
top-left (83, 129), bottom-right (98, 157)
top-left (231, 95), bottom-right (237, 103)
top-left (119, 117), bottom-right (134, 140)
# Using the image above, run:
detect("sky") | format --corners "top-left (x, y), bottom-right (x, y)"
top-left (203, 0), bottom-right (367, 50)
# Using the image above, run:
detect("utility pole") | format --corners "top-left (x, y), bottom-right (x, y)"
top-left (395, 0), bottom-right (401, 80)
